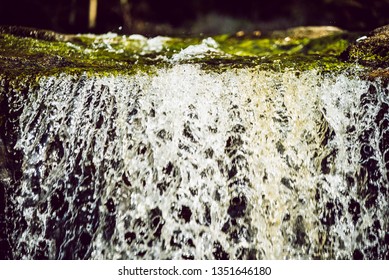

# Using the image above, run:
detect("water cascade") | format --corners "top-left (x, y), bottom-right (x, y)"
top-left (0, 27), bottom-right (388, 260)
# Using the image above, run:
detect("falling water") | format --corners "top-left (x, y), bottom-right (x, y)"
top-left (1, 41), bottom-right (388, 260)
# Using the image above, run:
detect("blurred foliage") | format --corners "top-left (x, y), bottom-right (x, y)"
top-left (0, 0), bottom-right (388, 34)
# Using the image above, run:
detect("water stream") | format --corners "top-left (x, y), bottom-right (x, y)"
top-left (1, 38), bottom-right (388, 260)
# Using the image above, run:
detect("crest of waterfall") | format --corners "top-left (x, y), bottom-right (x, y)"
top-left (4, 64), bottom-right (389, 259)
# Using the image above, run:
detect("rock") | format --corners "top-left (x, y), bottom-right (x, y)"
top-left (0, 26), bottom-right (69, 42)
top-left (271, 26), bottom-right (345, 40)
top-left (341, 24), bottom-right (389, 69)
top-left (0, 137), bottom-right (11, 259)
top-left (0, 24), bottom-right (387, 80)
top-left (367, 68), bottom-right (389, 83)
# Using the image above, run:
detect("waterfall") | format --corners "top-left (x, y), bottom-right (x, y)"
top-left (2, 64), bottom-right (388, 259)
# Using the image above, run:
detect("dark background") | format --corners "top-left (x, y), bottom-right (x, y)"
top-left (0, 0), bottom-right (389, 35)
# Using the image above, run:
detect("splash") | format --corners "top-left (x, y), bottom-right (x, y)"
top-left (4, 64), bottom-right (389, 259)
top-left (171, 38), bottom-right (224, 61)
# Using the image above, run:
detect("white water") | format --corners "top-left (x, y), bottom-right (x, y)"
top-left (8, 65), bottom-right (389, 259)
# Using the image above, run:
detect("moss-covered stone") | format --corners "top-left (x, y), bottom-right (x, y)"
top-left (341, 24), bottom-right (389, 69)
top-left (0, 25), bottom-right (387, 82)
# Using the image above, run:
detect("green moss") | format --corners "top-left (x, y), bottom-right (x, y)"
top-left (213, 32), bottom-right (355, 57)
top-left (189, 53), bottom-right (350, 74)
top-left (304, 35), bottom-right (350, 56)
top-left (214, 36), bottom-right (309, 56)
top-left (340, 25), bottom-right (389, 69)
top-left (0, 33), bottom-right (170, 79)
top-left (0, 28), bottom-right (365, 82)
top-left (343, 41), bottom-right (389, 68)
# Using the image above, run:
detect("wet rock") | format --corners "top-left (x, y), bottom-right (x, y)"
top-left (0, 25), bottom-right (357, 79)
top-left (341, 24), bottom-right (389, 70)
top-left (272, 26), bottom-right (345, 40)
top-left (0, 138), bottom-right (11, 259)
top-left (367, 68), bottom-right (389, 83)
top-left (0, 26), bottom-right (69, 42)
